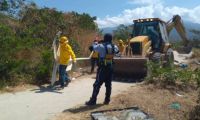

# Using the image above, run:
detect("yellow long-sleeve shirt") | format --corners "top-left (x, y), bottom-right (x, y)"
top-left (118, 43), bottom-right (125, 53)
top-left (59, 42), bottom-right (76, 65)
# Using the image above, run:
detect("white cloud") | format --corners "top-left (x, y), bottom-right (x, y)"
top-left (96, 0), bottom-right (200, 28)
top-left (128, 0), bottom-right (162, 5)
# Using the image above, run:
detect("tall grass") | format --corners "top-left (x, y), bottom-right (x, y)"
top-left (145, 61), bottom-right (200, 88)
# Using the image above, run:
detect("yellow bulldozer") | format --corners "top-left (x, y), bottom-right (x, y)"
top-left (113, 15), bottom-right (191, 78)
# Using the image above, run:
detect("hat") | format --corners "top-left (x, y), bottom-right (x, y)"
top-left (60, 36), bottom-right (69, 43)
top-left (119, 39), bottom-right (123, 43)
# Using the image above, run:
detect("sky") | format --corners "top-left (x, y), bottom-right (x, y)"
top-left (33, 0), bottom-right (200, 28)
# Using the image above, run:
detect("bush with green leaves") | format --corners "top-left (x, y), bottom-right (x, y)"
top-left (146, 61), bottom-right (200, 88)
top-left (146, 61), bottom-right (177, 86)
top-left (0, 4), bottom-right (98, 89)
top-left (0, 24), bottom-right (17, 86)
top-left (34, 49), bottom-right (53, 84)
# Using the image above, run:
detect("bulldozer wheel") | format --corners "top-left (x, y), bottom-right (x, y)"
top-left (150, 52), bottom-right (162, 64)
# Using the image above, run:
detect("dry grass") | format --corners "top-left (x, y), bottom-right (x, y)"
top-left (69, 28), bottom-right (97, 57)
top-left (74, 30), bottom-right (96, 56)
top-left (55, 84), bottom-right (198, 120)
top-left (193, 48), bottom-right (200, 59)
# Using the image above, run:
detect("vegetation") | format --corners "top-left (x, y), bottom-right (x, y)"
top-left (0, 2), bottom-right (98, 89)
top-left (189, 89), bottom-right (200, 120)
top-left (190, 29), bottom-right (200, 48)
top-left (146, 61), bottom-right (200, 89)
top-left (0, 0), bottom-right (26, 15)
top-left (146, 60), bottom-right (200, 120)
top-left (113, 24), bottom-right (132, 42)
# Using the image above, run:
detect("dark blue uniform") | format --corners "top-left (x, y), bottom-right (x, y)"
top-left (86, 34), bottom-right (119, 105)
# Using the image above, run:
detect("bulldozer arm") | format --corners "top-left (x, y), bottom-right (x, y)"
top-left (167, 15), bottom-right (192, 54)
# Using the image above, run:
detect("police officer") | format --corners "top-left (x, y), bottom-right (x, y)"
top-left (85, 33), bottom-right (119, 105)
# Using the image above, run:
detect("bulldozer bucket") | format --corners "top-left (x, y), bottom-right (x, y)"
top-left (113, 57), bottom-right (148, 78)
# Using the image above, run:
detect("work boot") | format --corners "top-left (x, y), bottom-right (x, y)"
top-left (64, 82), bottom-right (69, 87)
top-left (103, 98), bottom-right (110, 105)
top-left (59, 85), bottom-right (65, 90)
top-left (85, 97), bottom-right (96, 106)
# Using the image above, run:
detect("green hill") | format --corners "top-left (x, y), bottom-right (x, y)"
top-left (0, 8), bottom-right (98, 89)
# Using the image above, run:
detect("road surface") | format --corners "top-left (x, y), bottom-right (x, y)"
top-left (0, 74), bottom-right (133, 120)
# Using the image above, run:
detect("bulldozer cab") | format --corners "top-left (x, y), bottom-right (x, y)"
top-left (132, 18), bottom-right (170, 52)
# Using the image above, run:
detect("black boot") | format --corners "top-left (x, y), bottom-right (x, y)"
top-left (85, 97), bottom-right (96, 106)
top-left (103, 97), bottom-right (110, 105)
top-left (104, 86), bottom-right (111, 105)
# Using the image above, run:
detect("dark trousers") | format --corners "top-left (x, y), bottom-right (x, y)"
top-left (91, 64), bottom-right (113, 100)
top-left (90, 58), bottom-right (98, 73)
top-left (59, 64), bottom-right (69, 87)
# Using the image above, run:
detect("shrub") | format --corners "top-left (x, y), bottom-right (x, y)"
top-left (69, 38), bottom-right (81, 57)
top-left (188, 89), bottom-right (200, 120)
top-left (176, 69), bottom-right (193, 86)
top-left (146, 61), bottom-right (177, 86)
top-left (194, 68), bottom-right (200, 88)
top-left (34, 49), bottom-right (53, 84)
top-left (145, 61), bottom-right (199, 88)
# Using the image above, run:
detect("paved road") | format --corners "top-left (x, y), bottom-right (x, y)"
top-left (0, 74), bottom-right (133, 120)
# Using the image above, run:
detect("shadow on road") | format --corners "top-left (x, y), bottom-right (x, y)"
top-left (63, 104), bottom-right (104, 113)
top-left (30, 85), bottom-right (63, 94)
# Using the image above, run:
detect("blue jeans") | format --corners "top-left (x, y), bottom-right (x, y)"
top-left (59, 65), bottom-right (69, 87)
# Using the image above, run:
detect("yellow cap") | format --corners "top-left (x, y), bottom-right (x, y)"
top-left (119, 39), bottom-right (123, 43)
top-left (60, 36), bottom-right (69, 43)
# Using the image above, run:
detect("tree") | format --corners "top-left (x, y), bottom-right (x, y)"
top-left (190, 29), bottom-right (200, 38)
top-left (113, 24), bottom-right (132, 41)
top-left (0, 0), bottom-right (9, 11)
top-left (77, 12), bottom-right (97, 30)
top-left (189, 29), bottom-right (200, 48)
top-left (0, 0), bottom-right (26, 16)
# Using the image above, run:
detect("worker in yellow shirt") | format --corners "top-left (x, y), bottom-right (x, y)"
top-left (118, 39), bottom-right (125, 55)
top-left (59, 36), bottom-right (76, 88)
top-left (89, 38), bottom-right (99, 73)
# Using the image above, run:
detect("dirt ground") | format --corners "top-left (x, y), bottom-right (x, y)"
top-left (56, 84), bottom-right (198, 120)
